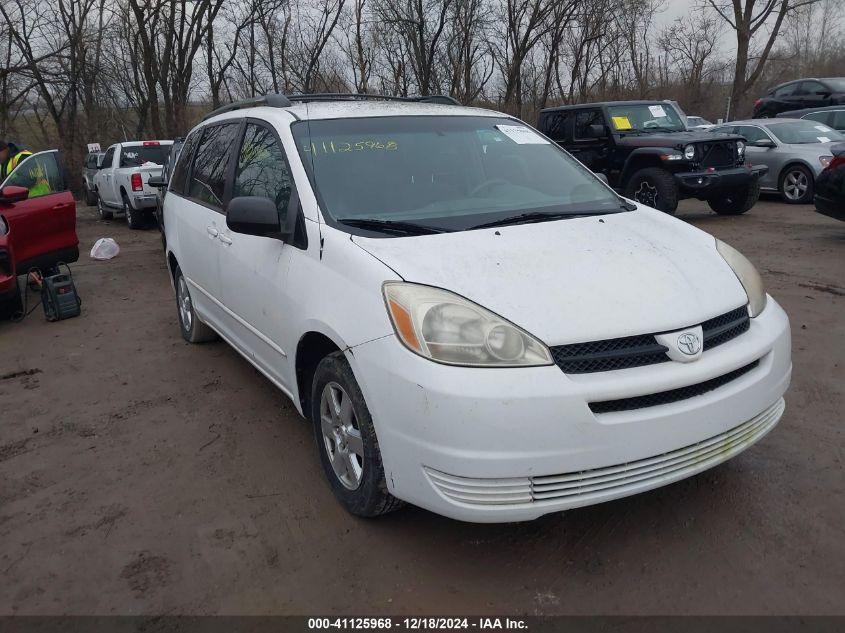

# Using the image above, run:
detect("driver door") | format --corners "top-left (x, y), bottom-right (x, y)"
top-left (568, 109), bottom-right (609, 172)
top-left (0, 150), bottom-right (78, 270)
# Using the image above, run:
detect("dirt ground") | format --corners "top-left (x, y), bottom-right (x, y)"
top-left (1, 198), bottom-right (843, 616)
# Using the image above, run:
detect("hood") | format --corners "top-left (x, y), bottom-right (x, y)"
top-left (351, 208), bottom-right (749, 345)
top-left (617, 131), bottom-right (741, 150)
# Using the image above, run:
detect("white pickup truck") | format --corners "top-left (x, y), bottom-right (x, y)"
top-left (93, 140), bottom-right (173, 229)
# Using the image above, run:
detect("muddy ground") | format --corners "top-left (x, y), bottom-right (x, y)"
top-left (1, 199), bottom-right (843, 615)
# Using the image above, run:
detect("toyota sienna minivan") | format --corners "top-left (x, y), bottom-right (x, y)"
top-left (160, 94), bottom-right (791, 522)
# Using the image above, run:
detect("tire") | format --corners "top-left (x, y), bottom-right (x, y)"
top-left (311, 352), bottom-right (403, 518)
top-left (174, 266), bottom-right (217, 343)
top-left (707, 178), bottom-right (760, 215)
top-left (84, 185), bottom-right (97, 206)
top-left (124, 195), bottom-right (144, 229)
top-left (624, 167), bottom-right (679, 214)
top-left (779, 165), bottom-right (814, 204)
top-left (96, 195), bottom-right (113, 220)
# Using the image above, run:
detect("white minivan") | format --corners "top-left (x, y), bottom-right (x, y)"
top-left (161, 94), bottom-right (791, 523)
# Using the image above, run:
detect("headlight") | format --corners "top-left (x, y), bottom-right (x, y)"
top-left (716, 239), bottom-right (767, 317)
top-left (383, 282), bottom-right (553, 367)
top-left (684, 144), bottom-right (696, 160)
top-left (820, 155), bottom-right (833, 169)
top-left (737, 141), bottom-right (745, 158)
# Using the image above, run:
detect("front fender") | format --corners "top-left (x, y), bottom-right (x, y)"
top-left (620, 147), bottom-right (683, 185)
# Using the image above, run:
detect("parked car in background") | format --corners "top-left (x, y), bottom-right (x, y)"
top-left (81, 150), bottom-right (104, 206)
top-left (686, 116), bottom-right (715, 130)
top-left (814, 143), bottom-right (845, 221)
top-left (0, 150), bottom-right (79, 307)
top-left (538, 100), bottom-right (766, 215)
top-left (753, 78), bottom-right (845, 118)
top-left (150, 138), bottom-right (184, 249)
top-left (711, 119), bottom-right (845, 204)
top-left (93, 140), bottom-right (173, 229)
top-left (163, 93), bottom-right (791, 522)
top-left (776, 105), bottom-right (845, 131)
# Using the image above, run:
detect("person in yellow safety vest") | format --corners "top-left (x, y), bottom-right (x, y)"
top-left (0, 140), bottom-right (33, 181)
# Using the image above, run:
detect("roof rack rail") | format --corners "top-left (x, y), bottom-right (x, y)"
top-left (203, 93), bottom-right (292, 121)
top-left (286, 93), bottom-right (461, 106)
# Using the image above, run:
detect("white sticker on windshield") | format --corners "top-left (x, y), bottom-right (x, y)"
top-left (495, 125), bottom-right (549, 145)
top-left (648, 105), bottom-right (667, 118)
top-left (817, 136), bottom-right (831, 143)
top-left (815, 125), bottom-right (832, 132)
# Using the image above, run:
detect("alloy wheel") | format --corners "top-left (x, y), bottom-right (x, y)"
top-left (635, 180), bottom-right (659, 207)
top-left (783, 170), bottom-right (809, 201)
top-left (319, 381), bottom-right (364, 490)
top-left (177, 275), bottom-right (193, 331)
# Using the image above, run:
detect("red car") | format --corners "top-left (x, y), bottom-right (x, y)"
top-left (0, 150), bottom-right (79, 307)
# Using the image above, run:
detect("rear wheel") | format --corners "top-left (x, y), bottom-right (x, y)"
top-left (779, 165), bottom-right (814, 204)
top-left (175, 266), bottom-right (217, 343)
top-left (124, 195), bottom-right (144, 230)
top-left (84, 185), bottom-right (97, 206)
top-left (707, 179), bottom-right (760, 215)
top-left (96, 195), bottom-right (113, 220)
top-left (311, 352), bottom-right (403, 517)
top-left (625, 167), bottom-right (679, 214)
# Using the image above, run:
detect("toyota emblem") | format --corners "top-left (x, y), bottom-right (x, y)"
top-left (677, 332), bottom-right (702, 356)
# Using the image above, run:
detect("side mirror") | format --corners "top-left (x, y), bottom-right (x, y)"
top-left (753, 139), bottom-right (776, 148)
top-left (588, 124), bottom-right (607, 139)
top-left (227, 196), bottom-right (292, 240)
top-left (148, 175), bottom-right (167, 188)
top-left (595, 173), bottom-right (609, 185)
top-left (0, 185), bottom-right (29, 203)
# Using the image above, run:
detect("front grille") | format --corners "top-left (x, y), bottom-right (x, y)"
top-left (589, 360), bottom-right (759, 414)
top-left (698, 141), bottom-right (736, 169)
top-left (550, 335), bottom-right (668, 374)
top-left (424, 398), bottom-right (784, 508)
top-left (702, 306), bottom-right (750, 350)
top-left (550, 306), bottom-right (750, 375)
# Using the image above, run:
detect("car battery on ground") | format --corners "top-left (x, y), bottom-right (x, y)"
top-left (40, 265), bottom-right (81, 321)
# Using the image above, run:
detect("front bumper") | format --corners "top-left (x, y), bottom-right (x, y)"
top-left (675, 165), bottom-right (768, 197)
top-left (350, 298), bottom-right (791, 522)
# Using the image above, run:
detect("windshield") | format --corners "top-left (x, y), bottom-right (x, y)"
top-left (292, 116), bottom-right (625, 233)
top-left (688, 117), bottom-right (711, 126)
top-left (825, 78), bottom-right (845, 92)
top-left (766, 121), bottom-right (845, 144)
top-left (606, 103), bottom-right (686, 133)
top-left (120, 145), bottom-right (168, 167)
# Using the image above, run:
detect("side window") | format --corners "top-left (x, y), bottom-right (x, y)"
top-left (170, 134), bottom-right (198, 196)
top-left (574, 110), bottom-right (604, 140)
top-left (541, 112), bottom-right (569, 141)
top-left (102, 147), bottom-right (115, 168)
top-left (233, 123), bottom-right (293, 220)
top-left (773, 83), bottom-right (797, 97)
top-left (4, 151), bottom-right (65, 197)
top-left (803, 111), bottom-right (832, 125)
top-left (188, 123), bottom-right (240, 210)
top-left (800, 81), bottom-right (826, 95)
top-left (832, 111), bottom-right (845, 131)
top-left (736, 126), bottom-right (768, 143)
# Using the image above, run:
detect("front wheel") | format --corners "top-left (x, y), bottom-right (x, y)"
top-left (84, 185), bottom-right (97, 206)
top-left (707, 179), bottom-right (760, 216)
top-left (780, 165), bottom-right (814, 204)
top-left (311, 352), bottom-right (403, 518)
top-left (624, 168), bottom-right (679, 214)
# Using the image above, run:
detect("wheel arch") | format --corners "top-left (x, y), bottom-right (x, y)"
top-left (777, 160), bottom-right (815, 186)
top-left (295, 330), bottom-right (346, 420)
top-left (620, 150), bottom-right (669, 187)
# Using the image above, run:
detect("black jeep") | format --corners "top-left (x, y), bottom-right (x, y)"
top-left (537, 100), bottom-right (768, 215)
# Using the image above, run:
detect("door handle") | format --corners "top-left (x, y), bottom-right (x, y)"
top-left (218, 234), bottom-right (233, 245)
top-left (206, 226), bottom-right (219, 238)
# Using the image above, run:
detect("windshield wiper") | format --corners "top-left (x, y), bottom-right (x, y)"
top-left (338, 218), bottom-right (446, 235)
top-left (468, 210), bottom-right (620, 230)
